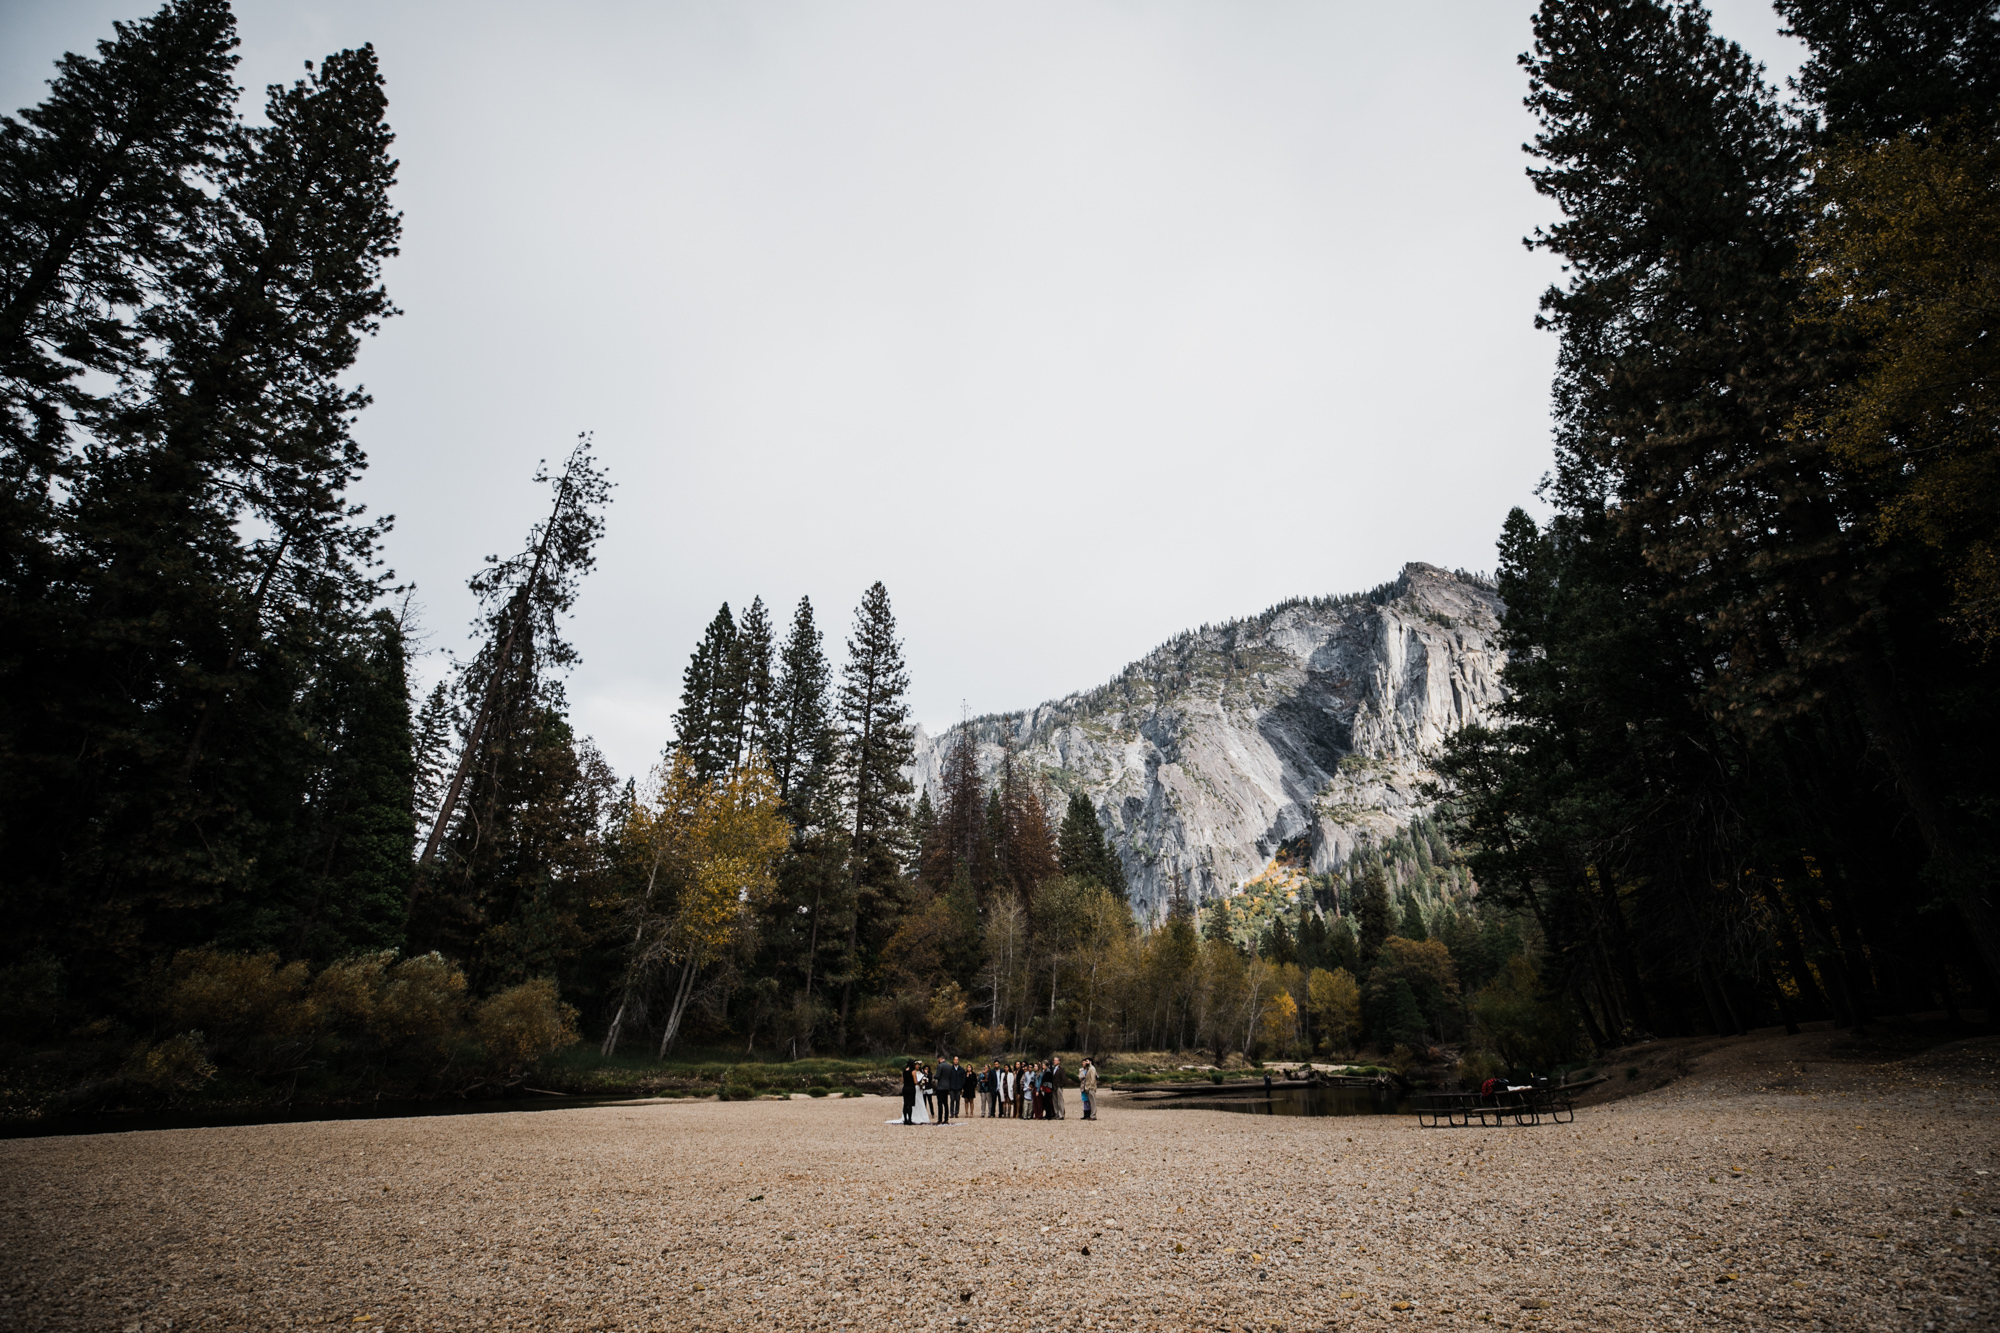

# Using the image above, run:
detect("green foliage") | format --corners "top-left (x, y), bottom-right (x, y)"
top-left (1418, 0), bottom-right (2000, 1051)
top-left (1, 8), bottom-right (408, 1005)
top-left (138, 947), bottom-right (577, 1096)
top-left (1058, 792), bottom-right (1128, 900)
top-left (120, 1031), bottom-right (216, 1098)
top-left (1468, 956), bottom-right (1586, 1074)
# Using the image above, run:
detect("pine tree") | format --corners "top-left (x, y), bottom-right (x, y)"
top-left (994, 748), bottom-right (1059, 899)
top-left (410, 441), bottom-right (612, 960)
top-left (769, 595), bottom-right (837, 828)
top-left (833, 581), bottom-right (915, 1043)
top-left (1398, 896), bottom-right (1428, 943)
top-left (1057, 790), bottom-right (1127, 900)
top-left (1354, 864), bottom-right (1392, 964)
top-left (736, 595), bottom-right (775, 761)
top-left (0, 12), bottom-right (406, 996)
top-left (674, 604), bottom-right (740, 785)
top-left (412, 680), bottom-right (457, 840)
top-left (1777, 0), bottom-right (2000, 140)
top-left (909, 789), bottom-right (937, 879)
top-left (287, 610), bottom-right (417, 958)
top-left (921, 720), bottom-right (987, 893)
top-left (0, 0), bottom-right (238, 477)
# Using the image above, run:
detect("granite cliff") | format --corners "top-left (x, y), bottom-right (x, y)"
top-left (907, 563), bottom-right (1505, 922)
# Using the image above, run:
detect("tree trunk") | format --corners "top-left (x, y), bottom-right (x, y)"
top-left (658, 963), bottom-right (699, 1058)
top-left (601, 997), bottom-right (628, 1057)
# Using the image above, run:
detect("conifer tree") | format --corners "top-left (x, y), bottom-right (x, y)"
top-left (909, 789), bottom-right (937, 879)
top-left (768, 595), bottom-right (836, 826)
top-left (674, 604), bottom-right (740, 785)
top-left (833, 581), bottom-right (915, 1042)
top-left (284, 610), bottom-right (416, 959)
top-left (921, 720), bottom-right (987, 893)
top-left (416, 439), bottom-right (608, 871)
top-left (0, 0), bottom-right (238, 476)
top-left (1777, 0), bottom-right (2000, 140)
top-left (412, 680), bottom-right (456, 839)
top-left (0, 12), bottom-right (406, 993)
top-left (994, 749), bottom-right (1060, 898)
top-left (1354, 864), bottom-right (1392, 964)
top-left (1057, 790), bottom-right (1127, 900)
top-left (736, 595), bottom-right (775, 761)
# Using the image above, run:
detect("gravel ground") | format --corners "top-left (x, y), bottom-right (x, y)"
top-left (3, 1036), bottom-right (1996, 1333)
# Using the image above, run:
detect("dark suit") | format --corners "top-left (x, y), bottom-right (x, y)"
top-left (901, 1067), bottom-right (916, 1124)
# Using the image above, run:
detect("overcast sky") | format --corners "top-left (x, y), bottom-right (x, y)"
top-left (3, 1), bottom-right (1805, 783)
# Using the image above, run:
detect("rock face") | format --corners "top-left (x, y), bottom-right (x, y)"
top-left (907, 563), bottom-right (1505, 923)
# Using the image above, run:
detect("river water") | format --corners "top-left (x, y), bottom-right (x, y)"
top-left (1135, 1084), bottom-right (1414, 1117)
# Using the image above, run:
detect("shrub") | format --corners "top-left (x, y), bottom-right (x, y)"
top-left (1455, 1049), bottom-right (1503, 1089)
top-left (372, 953), bottom-right (469, 1060)
top-left (475, 978), bottom-right (580, 1080)
top-left (122, 1031), bottom-right (217, 1097)
top-left (159, 950), bottom-right (316, 1072)
top-left (806, 1085), bottom-right (829, 1097)
top-left (1468, 956), bottom-right (1586, 1072)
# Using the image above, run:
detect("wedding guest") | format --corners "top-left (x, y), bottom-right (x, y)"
top-left (901, 1061), bottom-right (917, 1125)
top-left (1078, 1058), bottom-right (1099, 1120)
top-left (1050, 1057), bottom-right (1067, 1120)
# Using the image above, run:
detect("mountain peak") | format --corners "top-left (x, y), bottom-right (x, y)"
top-left (909, 565), bottom-right (1505, 921)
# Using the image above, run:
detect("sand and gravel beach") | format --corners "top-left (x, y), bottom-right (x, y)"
top-left (4, 1029), bottom-right (1996, 1333)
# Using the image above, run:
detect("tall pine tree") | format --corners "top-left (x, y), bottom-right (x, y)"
top-left (833, 581), bottom-right (915, 1043)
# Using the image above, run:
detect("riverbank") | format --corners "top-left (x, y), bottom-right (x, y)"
top-left (4, 1029), bottom-right (1994, 1331)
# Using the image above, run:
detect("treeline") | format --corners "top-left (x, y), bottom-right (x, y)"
top-left (609, 643), bottom-right (1557, 1072)
top-left (1, 2), bottom-right (416, 1003)
top-left (1430, 0), bottom-right (2000, 1043)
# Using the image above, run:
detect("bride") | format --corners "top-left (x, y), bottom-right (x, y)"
top-left (889, 1062), bottom-right (932, 1125)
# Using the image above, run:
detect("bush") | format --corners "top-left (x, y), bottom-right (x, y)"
top-left (1468, 956), bottom-right (1586, 1072)
top-left (806, 1085), bottom-right (829, 1097)
top-left (122, 1031), bottom-right (216, 1097)
top-left (371, 953), bottom-right (469, 1060)
top-left (124, 948), bottom-right (579, 1095)
top-left (475, 978), bottom-right (579, 1080)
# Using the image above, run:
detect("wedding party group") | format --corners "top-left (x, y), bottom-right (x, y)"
top-left (894, 1056), bottom-right (1101, 1126)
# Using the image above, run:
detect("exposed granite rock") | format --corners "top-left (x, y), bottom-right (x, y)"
top-left (907, 563), bottom-right (1504, 922)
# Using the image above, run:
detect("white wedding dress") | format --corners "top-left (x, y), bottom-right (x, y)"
top-left (888, 1073), bottom-right (932, 1125)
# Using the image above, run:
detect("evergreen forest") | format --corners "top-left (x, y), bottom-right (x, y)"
top-left (0, 0), bottom-right (1995, 1114)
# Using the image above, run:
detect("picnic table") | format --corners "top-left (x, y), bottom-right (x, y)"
top-left (1412, 1082), bottom-right (1577, 1128)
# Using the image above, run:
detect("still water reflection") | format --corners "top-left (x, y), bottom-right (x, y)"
top-left (1140, 1085), bottom-right (1414, 1117)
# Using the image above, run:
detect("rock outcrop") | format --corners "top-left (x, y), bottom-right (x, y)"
top-left (907, 563), bottom-right (1505, 923)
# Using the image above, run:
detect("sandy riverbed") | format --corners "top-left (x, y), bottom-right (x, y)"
top-left (3, 1034), bottom-right (1996, 1332)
